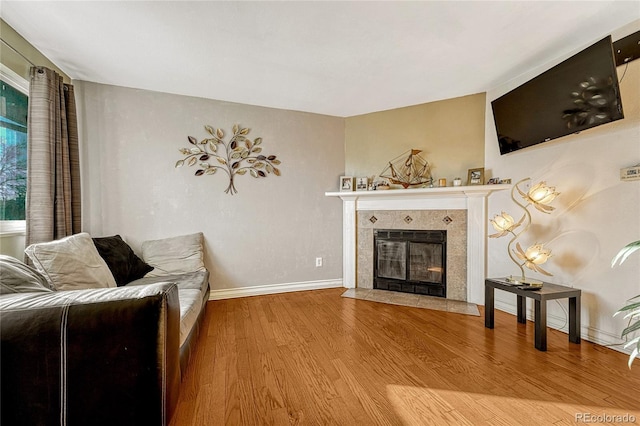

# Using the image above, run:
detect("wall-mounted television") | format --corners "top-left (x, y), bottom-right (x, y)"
top-left (491, 36), bottom-right (624, 155)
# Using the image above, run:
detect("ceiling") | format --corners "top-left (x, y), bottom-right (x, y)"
top-left (2, 1), bottom-right (639, 117)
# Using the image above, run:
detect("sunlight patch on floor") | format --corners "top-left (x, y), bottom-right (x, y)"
top-left (386, 385), bottom-right (640, 425)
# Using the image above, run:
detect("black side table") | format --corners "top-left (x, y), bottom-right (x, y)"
top-left (484, 278), bottom-right (581, 351)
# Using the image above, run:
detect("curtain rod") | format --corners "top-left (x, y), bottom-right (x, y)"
top-left (0, 37), bottom-right (36, 67)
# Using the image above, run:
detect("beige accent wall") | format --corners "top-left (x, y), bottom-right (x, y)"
top-left (345, 93), bottom-right (485, 185)
top-left (0, 19), bottom-right (70, 82)
top-left (74, 81), bottom-right (345, 291)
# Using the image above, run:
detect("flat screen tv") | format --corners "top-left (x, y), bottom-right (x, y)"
top-left (491, 36), bottom-right (624, 155)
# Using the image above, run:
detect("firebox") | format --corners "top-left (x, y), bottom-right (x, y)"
top-left (373, 229), bottom-right (446, 297)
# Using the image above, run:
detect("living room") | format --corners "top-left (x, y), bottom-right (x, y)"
top-left (1, 2), bottom-right (639, 425)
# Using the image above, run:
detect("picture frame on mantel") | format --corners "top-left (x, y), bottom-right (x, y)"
top-left (467, 167), bottom-right (485, 185)
top-left (340, 176), bottom-right (354, 191)
top-left (356, 177), bottom-right (368, 191)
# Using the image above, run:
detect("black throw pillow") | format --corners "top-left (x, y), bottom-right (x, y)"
top-left (92, 235), bottom-right (154, 286)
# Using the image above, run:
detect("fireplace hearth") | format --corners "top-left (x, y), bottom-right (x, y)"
top-left (374, 229), bottom-right (446, 297)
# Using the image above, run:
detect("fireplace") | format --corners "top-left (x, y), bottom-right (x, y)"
top-left (374, 229), bottom-right (446, 297)
top-left (325, 184), bottom-right (509, 304)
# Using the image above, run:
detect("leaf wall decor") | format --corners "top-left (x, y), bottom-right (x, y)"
top-left (175, 124), bottom-right (281, 195)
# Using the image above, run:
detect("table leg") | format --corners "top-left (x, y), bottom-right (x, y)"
top-left (534, 300), bottom-right (547, 351)
top-left (569, 296), bottom-right (581, 344)
top-left (517, 295), bottom-right (526, 324)
top-left (485, 284), bottom-right (494, 329)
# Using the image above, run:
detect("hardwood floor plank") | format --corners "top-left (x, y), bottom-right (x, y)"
top-left (386, 384), bottom-right (466, 425)
top-left (269, 360), bottom-right (308, 424)
top-left (257, 352), bottom-right (286, 411)
top-left (170, 288), bottom-right (640, 426)
top-left (331, 358), bottom-right (400, 426)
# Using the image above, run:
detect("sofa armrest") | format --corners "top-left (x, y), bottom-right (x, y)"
top-left (1, 282), bottom-right (180, 426)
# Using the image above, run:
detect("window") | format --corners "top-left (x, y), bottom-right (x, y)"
top-left (0, 65), bottom-right (28, 234)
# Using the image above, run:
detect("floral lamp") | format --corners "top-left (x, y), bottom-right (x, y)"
top-left (489, 178), bottom-right (559, 287)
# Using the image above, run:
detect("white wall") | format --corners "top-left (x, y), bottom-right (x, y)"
top-left (75, 82), bottom-right (345, 294)
top-left (485, 21), bottom-right (640, 348)
top-left (0, 234), bottom-right (25, 259)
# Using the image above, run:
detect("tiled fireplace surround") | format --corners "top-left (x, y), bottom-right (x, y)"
top-left (326, 185), bottom-right (509, 304)
top-left (357, 209), bottom-right (467, 300)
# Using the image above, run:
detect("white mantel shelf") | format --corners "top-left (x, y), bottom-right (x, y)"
top-left (326, 184), bottom-right (510, 210)
top-left (326, 184), bottom-right (510, 304)
top-left (325, 184), bottom-right (510, 199)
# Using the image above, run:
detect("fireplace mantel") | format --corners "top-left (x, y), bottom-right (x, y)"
top-left (325, 184), bottom-right (510, 304)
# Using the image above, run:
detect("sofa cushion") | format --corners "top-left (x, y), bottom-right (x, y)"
top-left (0, 255), bottom-right (53, 294)
top-left (176, 289), bottom-right (203, 347)
top-left (127, 270), bottom-right (210, 346)
top-left (92, 235), bottom-right (153, 286)
top-left (24, 233), bottom-right (117, 291)
top-left (141, 232), bottom-right (205, 277)
top-left (127, 270), bottom-right (208, 292)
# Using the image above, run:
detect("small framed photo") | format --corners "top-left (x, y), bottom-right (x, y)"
top-left (487, 177), bottom-right (500, 185)
top-left (356, 177), bottom-right (368, 191)
top-left (340, 176), bottom-right (354, 191)
top-left (467, 167), bottom-right (484, 186)
top-left (499, 178), bottom-right (512, 184)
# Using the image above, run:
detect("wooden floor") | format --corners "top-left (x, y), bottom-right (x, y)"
top-left (171, 288), bottom-right (640, 425)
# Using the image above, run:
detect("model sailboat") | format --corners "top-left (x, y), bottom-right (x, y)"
top-left (379, 149), bottom-right (431, 188)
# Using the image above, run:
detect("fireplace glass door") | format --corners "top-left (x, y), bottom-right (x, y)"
top-left (373, 229), bottom-right (446, 297)
top-left (409, 242), bottom-right (443, 283)
top-left (376, 241), bottom-right (407, 280)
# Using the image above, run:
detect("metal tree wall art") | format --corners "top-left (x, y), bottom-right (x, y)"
top-left (175, 124), bottom-right (281, 195)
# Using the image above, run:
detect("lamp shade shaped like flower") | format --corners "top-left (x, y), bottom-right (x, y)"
top-left (488, 177), bottom-right (561, 285)
top-left (514, 242), bottom-right (553, 276)
top-left (518, 181), bottom-right (560, 213)
top-left (489, 212), bottom-right (523, 238)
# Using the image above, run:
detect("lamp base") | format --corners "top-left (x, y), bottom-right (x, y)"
top-left (505, 276), bottom-right (544, 288)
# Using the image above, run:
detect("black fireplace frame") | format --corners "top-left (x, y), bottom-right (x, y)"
top-left (373, 229), bottom-right (447, 298)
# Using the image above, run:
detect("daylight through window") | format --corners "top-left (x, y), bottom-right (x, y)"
top-left (0, 79), bottom-right (28, 221)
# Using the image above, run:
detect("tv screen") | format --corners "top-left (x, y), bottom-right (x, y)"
top-left (492, 36), bottom-right (624, 155)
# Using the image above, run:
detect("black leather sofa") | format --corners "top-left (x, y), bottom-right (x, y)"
top-left (1, 272), bottom-right (210, 425)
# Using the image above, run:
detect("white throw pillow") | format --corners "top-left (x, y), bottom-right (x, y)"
top-left (141, 232), bottom-right (205, 277)
top-left (24, 233), bottom-right (117, 291)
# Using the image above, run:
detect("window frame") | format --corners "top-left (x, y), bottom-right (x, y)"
top-left (0, 64), bottom-right (28, 236)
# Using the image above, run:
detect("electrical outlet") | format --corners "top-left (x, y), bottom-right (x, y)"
top-left (315, 257), bottom-right (323, 267)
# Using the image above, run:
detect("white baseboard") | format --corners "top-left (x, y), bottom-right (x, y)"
top-left (494, 300), bottom-right (631, 355)
top-left (208, 278), bottom-right (344, 300)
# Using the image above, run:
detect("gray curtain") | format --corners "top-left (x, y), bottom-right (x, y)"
top-left (25, 67), bottom-right (81, 247)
